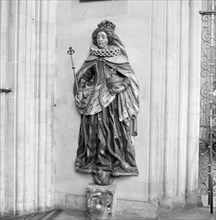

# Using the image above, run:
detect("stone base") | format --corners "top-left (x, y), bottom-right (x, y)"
top-left (54, 192), bottom-right (157, 218)
top-left (86, 183), bottom-right (117, 219)
top-left (55, 191), bottom-right (202, 219)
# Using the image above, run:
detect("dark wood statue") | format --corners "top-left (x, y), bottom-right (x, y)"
top-left (73, 20), bottom-right (139, 185)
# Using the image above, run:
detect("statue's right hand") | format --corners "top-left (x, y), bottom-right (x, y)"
top-left (75, 91), bottom-right (83, 103)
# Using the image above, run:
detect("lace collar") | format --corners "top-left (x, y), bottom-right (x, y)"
top-left (89, 45), bottom-right (121, 57)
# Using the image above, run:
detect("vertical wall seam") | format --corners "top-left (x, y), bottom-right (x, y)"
top-left (23, 0), bottom-right (27, 212)
top-left (147, 0), bottom-right (153, 201)
top-left (159, 0), bottom-right (167, 200)
top-left (38, 0), bottom-right (48, 209)
top-left (162, 0), bottom-right (168, 198)
top-left (45, 0), bottom-right (49, 208)
top-left (45, 2), bottom-right (48, 205)
top-left (16, 0), bottom-right (25, 214)
top-left (46, 0), bottom-right (55, 208)
top-left (13, 0), bottom-right (19, 214)
top-left (50, 1), bottom-right (56, 207)
top-left (30, 1), bottom-right (36, 211)
top-left (185, 0), bottom-right (191, 199)
top-left (176, 0), bottom-right (182, 196)
top-left (35, 0), bottom-right (41, 210)
top-left (37, 5), bottom-right (41, 204)
top-left (186, 0), bottom-right (193, 196)
top-left (0, 1), bottom-right (5, 213)
top-left (177, 0), bottom-right (182, 196)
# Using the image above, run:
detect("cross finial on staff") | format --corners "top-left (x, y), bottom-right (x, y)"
top-left (67, 47), bottom-right (75, 69)
top-left (67, 46), bottom-right (77, 89)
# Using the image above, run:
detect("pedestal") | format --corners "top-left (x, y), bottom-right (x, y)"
top-left (86, 184), bottom-right (117, 219)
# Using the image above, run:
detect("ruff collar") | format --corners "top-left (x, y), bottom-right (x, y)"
top-left (90, 45), bottom-right (121, 57)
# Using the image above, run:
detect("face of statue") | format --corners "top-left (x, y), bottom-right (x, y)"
top-left (96, 31), bottom-right (108, 49)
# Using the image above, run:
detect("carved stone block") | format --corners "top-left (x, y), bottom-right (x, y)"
top-left (86, 184), bottom-right (117, 219)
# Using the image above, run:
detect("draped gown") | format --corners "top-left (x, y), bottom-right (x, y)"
top-left (74, 45), bottom-right (139, 185)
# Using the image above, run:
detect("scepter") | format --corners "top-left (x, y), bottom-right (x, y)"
top-left (67, 47), bottom-right (78, 90)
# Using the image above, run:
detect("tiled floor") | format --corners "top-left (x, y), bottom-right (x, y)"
top-left (47, 207), bottom-right (216, 220)
top-left (54, 209), bottom-right (155, 220)
top-left (1, 207), bottom-right (216, 220)
top-left (159, 207), bottom-right (216, 220)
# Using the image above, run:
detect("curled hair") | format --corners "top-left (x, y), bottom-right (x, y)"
top-left (92, 28), bottom-right (115, 46)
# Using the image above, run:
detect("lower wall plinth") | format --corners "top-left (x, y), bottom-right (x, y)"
top-left (54, 192), bottom-right (157, 218)
top-left (54, 192), bottom-right (202, 219)
top-left (186, 190), bottom-right (202, 208)
top-left (116, 199), bottom-right (157, 219)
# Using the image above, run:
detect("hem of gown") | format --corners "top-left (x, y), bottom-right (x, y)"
top-left (75, 167), bottom-right (139, 177)
top-left (112, 171), bottom-right (139, 177)
top-left (75, 167), bottom-right (93, 173)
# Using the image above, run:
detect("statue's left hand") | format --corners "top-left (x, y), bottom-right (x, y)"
top-left (108, 83), bottom-right (125, 95)
top-left (107, 76), bottom-right (129, 95)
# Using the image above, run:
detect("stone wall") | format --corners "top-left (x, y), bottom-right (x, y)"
top-left (54, 0), bottom-right (202, 217)
top-left (0, 0), bottom-right (203, 218)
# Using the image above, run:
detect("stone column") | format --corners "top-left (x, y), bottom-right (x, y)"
top-left (0, 0), bottom-right (57, 215)
top-left (136, 0), bottom-right (202, 210)
top-left (186, 0), bottom-right (202, 206)
top-left (0, 0), bottom-right (10, 214)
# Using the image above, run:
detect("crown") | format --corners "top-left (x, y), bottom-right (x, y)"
top-left (97, 20), bottom-right (116, 32)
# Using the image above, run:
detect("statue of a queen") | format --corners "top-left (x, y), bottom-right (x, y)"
top-left (74, 20), bottom-right (139, 185)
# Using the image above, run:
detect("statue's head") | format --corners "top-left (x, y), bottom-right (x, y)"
top-left (92, 20), bottom-right (115, 48)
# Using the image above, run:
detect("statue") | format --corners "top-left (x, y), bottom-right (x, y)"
top-left (73, 20), bottom-right (139, 185)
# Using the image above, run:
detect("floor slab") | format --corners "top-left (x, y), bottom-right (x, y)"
top-left (1, 207), bottom-right (216, 220)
